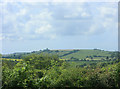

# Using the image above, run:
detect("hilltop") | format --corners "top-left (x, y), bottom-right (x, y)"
top-left (2, 48), bottom-right (117, 61)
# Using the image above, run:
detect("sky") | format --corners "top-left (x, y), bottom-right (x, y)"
top-left (0, 1), bottom-right (118, 54)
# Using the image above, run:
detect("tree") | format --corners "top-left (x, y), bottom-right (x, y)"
top-left (106, 56), bottom-right (109, 60)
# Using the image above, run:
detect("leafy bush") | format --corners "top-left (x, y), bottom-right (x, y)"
top-left (2, 54), bottom-right (120, 88)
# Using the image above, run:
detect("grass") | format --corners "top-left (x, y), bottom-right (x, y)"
top-left (61, 49), bottom-right (111, 59)
top-left (2, 49), bottom-right (113, 61)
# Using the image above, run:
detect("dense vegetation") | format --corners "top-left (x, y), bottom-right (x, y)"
top-left (2, 50), bottom-right (120, 88)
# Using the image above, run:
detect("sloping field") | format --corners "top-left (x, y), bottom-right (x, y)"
top-left (2, 49), bottom-right (113, 60)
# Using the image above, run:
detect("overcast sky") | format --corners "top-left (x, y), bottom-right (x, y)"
top-left (0, 1), bottom-right (118, 54)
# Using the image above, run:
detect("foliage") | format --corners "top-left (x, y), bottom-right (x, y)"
top-left (2, 53), bottom-right (120, 88)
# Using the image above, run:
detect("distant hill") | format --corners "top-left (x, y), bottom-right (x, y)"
top-left (2, 48), bottom-right (117, 61)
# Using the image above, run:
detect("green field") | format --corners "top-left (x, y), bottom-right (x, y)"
top-left (61, 49), bottom-right (111, 59)
top-left (2, 49), bottom-right (114, 61)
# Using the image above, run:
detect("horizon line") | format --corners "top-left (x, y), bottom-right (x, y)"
top-left (2, 48), bottom-right (118, 55)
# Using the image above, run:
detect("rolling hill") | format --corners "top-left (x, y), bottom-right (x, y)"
top-left (2, 48), bottom-right (116, 61)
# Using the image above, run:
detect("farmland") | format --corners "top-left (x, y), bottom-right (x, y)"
top-left (1, 49), bottom-right (120, 88)
top-left (2, 48), bottom-right (115, 61)
top-left (1, 58), bottom-right (23, 61)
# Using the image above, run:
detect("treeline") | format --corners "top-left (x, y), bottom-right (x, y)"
top-left (60, 50), bottom-right (79, 57)
top-left (2, 54), bottom-right (120, 88)
top-left (75, 59), bottom-right (120, 68)
top-left (2, 52), bottom-right (31, 59)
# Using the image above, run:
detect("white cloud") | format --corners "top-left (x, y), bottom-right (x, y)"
top-left (64, 13), bottom-right (79, 18)
top-left (30, 10), bottom-right (52, 20)
top-left (23, 8), bottom-right (53, 35)
top-left (0, 34), bottom-right (3, 40)
top-left (16, 9), bottom-right (27, 16)
top-left (35, 24), bottom-right (52, 34)
top-left (98, 7), bottom-right (117, 17)
top-left (84, 4), bottom-right (117, 36)
top-left (103, 18), bottom-right (113, 28)
top-left (2, 2), bottom-right (117, 41)
top-left (86, 25), bottom-right (97, 35)
top-left (81, 12), bottom-right (90, 17)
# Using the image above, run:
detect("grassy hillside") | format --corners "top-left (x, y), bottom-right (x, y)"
top-left (60, 49), bottom-right (111, 59)
top-left (2, 48), bottom-right (115, 61)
